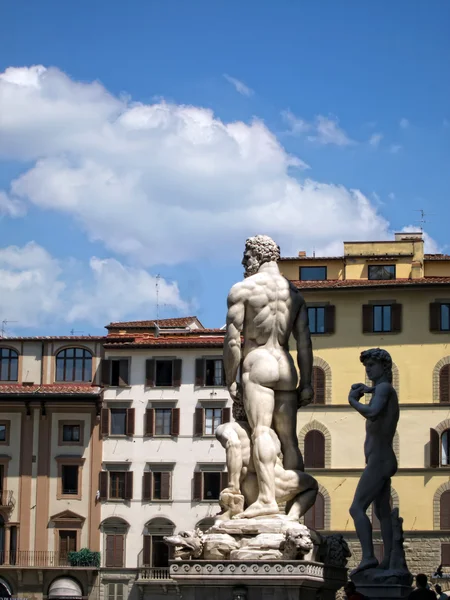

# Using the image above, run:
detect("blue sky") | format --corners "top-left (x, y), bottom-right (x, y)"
top-left (0, 0), bottom-right (449, 335)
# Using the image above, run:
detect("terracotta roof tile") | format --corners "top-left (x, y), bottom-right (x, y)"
top-left (0, 336), bottom-right (105, 342)
top-left (279, 256), bottom-right (342, 261)
top-left (0, 384), bottom-right (101, 395)
top-left (104, 334), bottom-right (226, 349)
top-left (106, 316), bottom-right (203, 329)
top-left (293, 277), bottom-right (450, 290)
top-left (425, 254), bottom-right (450, 261)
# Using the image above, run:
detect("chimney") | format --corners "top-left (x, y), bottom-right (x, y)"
top-left (394, 232), bottom-right (423, 242)
top-left (298, 251), bottom-right (307, 257)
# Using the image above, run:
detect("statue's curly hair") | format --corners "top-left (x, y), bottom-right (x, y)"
top-left (360, 348), bottom-right (393, 383)
top-left (245, 235), bottom-right (280, 265)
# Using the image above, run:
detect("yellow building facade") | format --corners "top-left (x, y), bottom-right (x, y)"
top-left (280, 232), bottom-right (450, 577)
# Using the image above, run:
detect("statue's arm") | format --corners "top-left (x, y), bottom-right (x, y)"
top-left (348, 382), bottom-right (390, 420)
top-left (224, 283), bottom-right (247, 398)
top-left (293, 297), bottom-right (313, 404)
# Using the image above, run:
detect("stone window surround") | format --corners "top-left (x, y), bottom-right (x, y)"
top-left (58, 420), bottom-right (84, 447)
top-left (55, 456), bottom-right (85, 500)
top-left (51, 512), bottom-right (85, 554)
top-left (432, 418), bottom-right (450, 469)
top-left (433, 356), bottom-right (450, 403)
top-left (298, 420), bottom-right (331, 469)
top-left (434, 481), bottom-right (450, 530)
top-left (312, 356), bottom-right (332, 404)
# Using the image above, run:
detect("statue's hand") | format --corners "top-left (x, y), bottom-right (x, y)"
top-left (229, 382), bottom-right (242, 403)
top-left (348, 383), bottom-right (366, 403)
top-left (298, 384), bottom-right (314, 408)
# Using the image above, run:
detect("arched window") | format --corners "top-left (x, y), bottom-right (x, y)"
top-left (56, 348), bottom-right (92, 382)
top-left (101, 517), bottom-right (129, 568)
top-left (0, 349), bottom-right (18, 382)
top-left (312, 366), bottom-right (325, 404)
top-left (440, 365), bottom-right (450, 404)
top-left (304, 430), bottom-right (325, 468)
top-left (304, 492), bottom-right (324, 530)
top-left (441, 490), bottom-right (450, 530)
top-left (143, 518), bottom-right (175, 568)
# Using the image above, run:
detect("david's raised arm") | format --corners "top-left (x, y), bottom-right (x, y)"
top-left (293, 297), bottom-right (313, 406)
top-left (224, 283), bottom-right (247, 399)
top-left (348, 382), bottom-right (390, 421)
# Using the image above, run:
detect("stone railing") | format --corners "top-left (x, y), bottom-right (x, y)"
top-left (138, 567), bottom-right (172, 581)
top-left (0, 551), bottom-right (98, 568)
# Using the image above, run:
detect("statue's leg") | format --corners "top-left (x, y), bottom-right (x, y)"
top-left (216, 423), bottom-right (245, 493)
top-left (349, 465), bottom-right (387, 574)
top-left (285, 473), bottom-right (318, 520)
top-left (273, 390), bottom-right (304, 471)
top-left (237, 378), bottom-right (278, 518)
top-left (374, 479), bottom-right (393, 569)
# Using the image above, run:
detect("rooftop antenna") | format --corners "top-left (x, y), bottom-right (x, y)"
top-left (415, 209), bottom-right (434, 233)
top-left (70, 329), bottom-right (84, 336)
top-left (155, 274), bottom-right (161, 324)
top-left (1, 320), bottom-right (18, 338)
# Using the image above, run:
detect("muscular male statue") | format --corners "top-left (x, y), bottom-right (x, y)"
top-left (224, 235), bottom-right (314, 519)
top-left (348, 348), bottom-right (399, 574)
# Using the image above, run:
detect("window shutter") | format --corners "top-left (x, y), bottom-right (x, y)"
top-left (100, 408), bottom-right (110, 436)
top-left (193, 471), bottom-right (203, 501)
top-left (145, 409), bottom-right (155, 436)
top-left (101, 360), bottom-right (111, 385)
top-left (142, 472), bottom-right (152, 501)
top-left (362, 305), bottom-right (373, 333)
top-left (222, 407), bottom-right (231, 424)
top-left (305, 492), bottom-right (324, 530)
top-left (160, 472), bottom-right (171, 500)
top-left (324, 305), bottom-right (335, 334)
top-left (430, 428), bottom-right (440, 468)
top-left (194, 408), bottom-right (204, 436)
top-left (391, 304), bottom-right (402, 333)
top-left (143, 535), bottom-right (152, 566)
top-left (440, 365), bottom-right (450, 404)
top-left (173, 359), bottom-right (182, 387)
top-left (221, 471), bottom-right (228, 491)
top-left (171, 408), bottom-right (180, 436)
top-left (312, 367), bottom-right (325, 404)
top-left (118, 360), bottom-right (129, 387)
top-left (124, 471), bottom-right (133, 500)
top-left (126, 408), bottom-right (135, 436)
top-left (430, 303), bottom-right (441, 332)
top-left (105, 535), bottom-right (115, 567)
top-left (145, 359), bottom-right (155, 387)
top-left (114, 534), bottom-right (124, 567)
top-left (195, 359), bottom-right (205, 387)
top-left (59, 535), bottom-right (68, 555)
top-left (441, 491), bottom-right (450, 530)
top-left (99, 471), bottom-right (108, 500)
top-left (304, 430), bottom-right (325, 468)
top-left (442, 543), bottom-right (450, 566)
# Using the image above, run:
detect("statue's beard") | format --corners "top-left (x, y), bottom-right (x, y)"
top-left (244, 262), bottom-right (259, 278)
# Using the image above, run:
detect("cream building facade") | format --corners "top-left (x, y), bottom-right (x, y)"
top-left (0, 336), bottom-right (104, 600)
top-left (280, 232), bottom-right (450, 578)
top-left (99, 317), bottom-right (232, 600)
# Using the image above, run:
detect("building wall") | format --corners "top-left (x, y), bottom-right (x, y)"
top-left (101, 347), bottom-right (232, 569)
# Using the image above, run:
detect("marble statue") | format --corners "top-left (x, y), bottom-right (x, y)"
top-left (348, 348), bottom-right (411, 586)
top-left (223, 234), bottom-right (315, 519)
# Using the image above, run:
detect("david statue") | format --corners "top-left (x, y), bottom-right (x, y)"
top-left (216, 234), bottom-right (318, 520)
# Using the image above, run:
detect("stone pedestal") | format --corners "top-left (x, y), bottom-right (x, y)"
top-left (170, 560), bottom-right (347, 599)
top-left (354, 584), bottom-right (412, 600)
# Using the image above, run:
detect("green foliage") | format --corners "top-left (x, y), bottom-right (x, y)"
top-left (67, 548), bottom-right (101, 567)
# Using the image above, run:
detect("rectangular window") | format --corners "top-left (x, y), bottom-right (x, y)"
top-left (368, 265), bottom-right (396, 280)
top-left (109, 472), bottom-right (126, 499)
top-left (108, 583), bottom-right (124, 600)
top-left (203, 472), bottom-right (221, 500)
top-left (0, 422), bottom-right (9, 444)
top-left (59, 530), bottom-right (77, 555)
top-left (373, 305), bottom-right (392, 332)
top-left (110, 409), bottom-right (127, 435)
top-left (109, 359), bottom-right (129, 387)
top-left (441, 304), bottom-right (450, 331)
top-left (205, 359), bottom-right (225, 386)
top-left (308, 307), bottom-right (326, 334)
top-left (299, 266), bottom-right (327, 281)
top-left (204, 408), bottom-right (223, 435)
top-left (155, 360), bottom-right (173, 387)
top-left (62, 424), bottom-right (80, 443)
top-left (61, 465), bottom-right (79, 495)
top-left (154, 409), bottom-right (172, 436)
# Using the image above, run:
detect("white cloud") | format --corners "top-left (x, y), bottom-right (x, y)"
top-left (399, 118), bottom-right (410, 129)
top-left (0, 242), bottom-right (187, 329)
top-left (0, 65), bottom-right (428, 269)
top-left (0, 191), bottom-right (25, 217)
top-left (282, 111), bottom-right (354, 146)
top-left (223, 74), bottom-right (253, 97)
top-left (400, 226), bottom-right (440, 254)
top-left (369, 133), bottom-right (383, 148)
top-left (389, 144), bottom-right (402, 154)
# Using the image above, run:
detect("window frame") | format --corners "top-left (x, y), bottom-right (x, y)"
top-left (155, 359), bottom-right (174, 387)
top-left (204, 407), bottom-right (223, 436)
top-left (0, 348), bottom-right (19, 382)
top-left (109, 471), bottom-right (127, 500)
top-left (372, 304), bottom-right (393, 333)
top-left (204, 358), bottom-right (225, 387)
top-left (308, 306), bottom-right (326, 335)
top-left (55, 347), bottom-right (93, 383)
top-left (442, 430), bottom-right (450, 467)
top-left (154, 408), bottom-right (173, 436)
top-left (107, 582), bottom-right (125, 600)
top-left (368, 264), bottom-right (396, 281)
top-left (440, 303), bottom-right (450, 332)
top-left (0, 421), bottom-right (11, 446)
top-left (109, 408), bottom-right (128, 436)
top-left (299, 266), bottom-right (327, 281)
top-left (56, 456), bottom-right (84, 500)
top-left (58, 420), bottom-right (84, 446)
